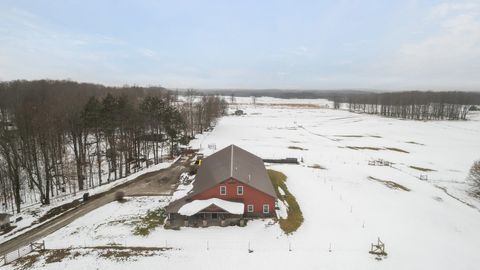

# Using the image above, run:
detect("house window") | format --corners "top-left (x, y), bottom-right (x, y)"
top-left (263, 204), bottom-right (269, 214)
top-left (220, 185), bottom-right (226, 195)
top-left (247, 205), bottom-right (254, 212)
top-left (237, 186), bottom-right (244, 195)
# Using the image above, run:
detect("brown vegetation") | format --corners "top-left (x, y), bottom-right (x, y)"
top-left (405, 141), bottom-right (425, 145)
top-left (410, 166), bottom-right (435, 172)
top-left (385, 147), bottom-right (410, 153)
top-left (308, 164), bottom-right (327, 170)
top-left (368, 176), bottom-right (411, 192)
top-left (13, 246), bottom-right (171, 268)
top-left (345, 146), bottom-right (382, 151)
top-left (334, 135), bottom-right (364, 138)
top-left (288, 146), bottom-right (307, 151)
top-left (342, 146), bottom-right (410, 153)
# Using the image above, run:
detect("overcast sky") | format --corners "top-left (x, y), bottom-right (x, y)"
top-left (1, 0), bottom-right (480, 90)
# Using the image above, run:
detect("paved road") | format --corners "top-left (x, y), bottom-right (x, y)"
top-left (0, 155), bottom-right (193, 256)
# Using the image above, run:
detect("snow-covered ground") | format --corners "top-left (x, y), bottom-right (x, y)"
top-left (0, 160), bottom-right (175, 245)
top-left (3, 97), bottom-right (480, 270)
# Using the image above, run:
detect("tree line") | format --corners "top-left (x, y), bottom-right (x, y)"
top-left (333, 91), bottom-right (480, 120)
top-left (0, 80), bottom-right (227, 213)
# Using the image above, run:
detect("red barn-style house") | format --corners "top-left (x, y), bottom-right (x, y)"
top-left (165, 145), bottom-right (277, 227)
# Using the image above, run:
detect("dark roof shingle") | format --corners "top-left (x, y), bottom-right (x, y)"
top-left (190, 145), bottom-right (277, 198)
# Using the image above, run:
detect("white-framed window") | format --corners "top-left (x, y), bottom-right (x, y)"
top-left (263, 204), bottom-right (269, 214)
top-left (220, 185), bottom-right (226, 195)
top-left (247, 205), bottom-right (254, 212)
top-left (237, 186), bottom-right (244, 195)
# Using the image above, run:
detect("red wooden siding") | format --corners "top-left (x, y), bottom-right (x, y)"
top-left (191, 178), bottom-right (276, 217)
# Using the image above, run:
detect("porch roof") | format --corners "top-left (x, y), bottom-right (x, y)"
top-left (178, 198), bottom-right (244, 216)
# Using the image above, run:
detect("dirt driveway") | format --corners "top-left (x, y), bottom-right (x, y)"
top-left (0, 154), bottom-right (194, 256)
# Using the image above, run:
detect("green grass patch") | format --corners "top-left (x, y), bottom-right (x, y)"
top-left (133, 208), bottom-right (166, 236)
top-left (267, 169), bottom-right (304, 234)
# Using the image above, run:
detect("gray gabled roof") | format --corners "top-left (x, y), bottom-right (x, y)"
top-left (166, 145), bottom-right (276, 214)
top-left (190, 144), bottom-right (277, 198)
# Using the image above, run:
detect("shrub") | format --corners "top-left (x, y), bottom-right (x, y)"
top-left (468, 160), bottom-right (480, 196)
top-left (115, 191), bottom-right (125, 202)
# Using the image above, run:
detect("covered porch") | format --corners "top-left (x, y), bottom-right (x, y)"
top-left (165, 198), bottom-right (246, 228)
top-left (167, 212), bottom-right (245, 228)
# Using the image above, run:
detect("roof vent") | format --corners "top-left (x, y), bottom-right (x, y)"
top-left (248, 174), bottom-right (251, 182)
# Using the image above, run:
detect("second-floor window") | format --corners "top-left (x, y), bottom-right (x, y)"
top-left (263, 204), bottom-right (269, 214)
top-left (237, 186), bottom-right (244, 195)
top-left (220, 185), bottom-right (226, 195)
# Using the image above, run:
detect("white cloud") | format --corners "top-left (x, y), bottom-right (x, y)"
top-left (430, 2), bottom-right (480, 18)
top-left (138, 48), bottom-right (158, 58)
top-left (390, 1), bottom-right (480, 90)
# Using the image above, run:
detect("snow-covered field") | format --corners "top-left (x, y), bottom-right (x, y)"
top-left (3, 97), bottom-right (480, 270)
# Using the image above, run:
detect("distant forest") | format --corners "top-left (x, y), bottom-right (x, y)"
top-left (0, 80), bottom-right (226, 213)
top-left (335, 91), bottom-right (479, 120)
top-left (202, 89), bottom-right (480, 120)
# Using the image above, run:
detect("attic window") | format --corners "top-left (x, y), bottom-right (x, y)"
top-left (220, 185), bottom-right (226, 195)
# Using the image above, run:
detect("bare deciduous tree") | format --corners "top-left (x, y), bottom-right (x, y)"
top-left (0, 80), bottom-right (226, 213)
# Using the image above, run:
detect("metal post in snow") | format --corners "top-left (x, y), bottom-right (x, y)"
top-left (207, 240), bottom-right (209, 251)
